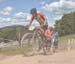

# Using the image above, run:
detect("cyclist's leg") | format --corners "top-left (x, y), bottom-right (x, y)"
top-left (39, 27), bottom-right (44, 35)
top-left (39, 25), bottom-right (48, 35)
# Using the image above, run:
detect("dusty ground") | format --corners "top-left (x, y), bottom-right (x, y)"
top-left (0, 50), bottom-right (75, 64)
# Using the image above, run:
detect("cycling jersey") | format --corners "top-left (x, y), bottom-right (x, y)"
top-left (31, 13), bottom-right (48, 25)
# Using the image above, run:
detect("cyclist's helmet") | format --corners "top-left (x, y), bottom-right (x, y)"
top-left (30, 8), bottom-right (37, 14)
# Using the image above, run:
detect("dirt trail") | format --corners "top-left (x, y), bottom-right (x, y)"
top-left (0, 50), bottom-right (75, 64)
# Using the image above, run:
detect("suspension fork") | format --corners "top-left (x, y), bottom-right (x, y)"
top-left (32, 30), bottom-right (37, 39)
top-left (32, 29), bottom-right (40, 39)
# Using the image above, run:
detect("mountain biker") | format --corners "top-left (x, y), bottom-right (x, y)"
top-left (27, 8), bottom-right (48, 34)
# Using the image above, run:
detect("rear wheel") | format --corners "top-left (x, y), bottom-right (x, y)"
top-left (41, 38), bottom-right (52, 55)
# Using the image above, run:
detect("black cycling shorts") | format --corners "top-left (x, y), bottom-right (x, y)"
top-left (42, 24), bottom-right (48, 31)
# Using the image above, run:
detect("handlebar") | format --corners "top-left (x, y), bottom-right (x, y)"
top-left (24, 25), bottom-right (40, 32)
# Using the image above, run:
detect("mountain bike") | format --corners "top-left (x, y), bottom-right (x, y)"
top-left (21, 26), bottom-right (52, 56)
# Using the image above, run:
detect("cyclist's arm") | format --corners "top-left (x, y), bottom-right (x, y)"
top-left (28, 19), bottom-right (33, 27)
top-left (40, 16), bottom-right (48, 27)
top-left (43, 16), bottom-right (47, 25)
top-left (28, 16), bottom-right (34, 27)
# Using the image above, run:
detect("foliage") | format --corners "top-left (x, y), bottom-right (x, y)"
top-left (0, 25), bottom-right (28, 41)
top-left (54, 12), bottom-right (75, 36)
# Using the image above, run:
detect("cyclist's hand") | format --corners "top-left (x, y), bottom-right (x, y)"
top-left (35, 26), bottom-right (40, 29)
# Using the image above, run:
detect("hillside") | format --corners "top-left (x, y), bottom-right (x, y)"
top-left (0, 25), bottom-right (29, 41)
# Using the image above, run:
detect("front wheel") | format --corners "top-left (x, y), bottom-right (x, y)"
top-left (21, 32), bottom-right (41, 56)
top-left (21, 33), bottom-right (34, 56)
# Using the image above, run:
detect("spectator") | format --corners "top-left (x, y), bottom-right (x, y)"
top-left (45, 27), bottom-right (53, 47)
top-left (45, 27), bottom-right (53, 40)
top-left (52, 31), bottom-right (59, 52)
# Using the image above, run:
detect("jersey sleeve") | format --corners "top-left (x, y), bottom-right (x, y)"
top-left (39, 13), bottom-right (46, 20)
top-left (39, 13), bottom-right (45, 17)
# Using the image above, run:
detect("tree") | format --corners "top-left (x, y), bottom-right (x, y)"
top-left (54, 12), bottom-right (75, 36)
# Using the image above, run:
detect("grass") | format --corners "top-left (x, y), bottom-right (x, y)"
top-left (58, 34), bottom-right (75, 44)
top-left (59, 34), bottom-right (75, 40)
top-left (0, 34), bottom-right (75, 56)
top-left (0, 45), bottom-right (33, 56)
top-left (0, 47), bottom-right (26, 56)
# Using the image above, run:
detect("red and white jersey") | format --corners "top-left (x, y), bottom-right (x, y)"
top-left (31, 13), bottom-right (48, 25)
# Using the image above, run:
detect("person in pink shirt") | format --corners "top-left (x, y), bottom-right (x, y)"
top-left (45, 27), bottom-right (53, 41)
